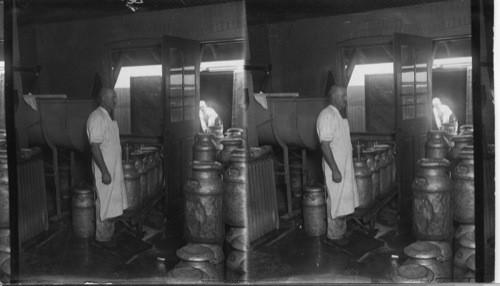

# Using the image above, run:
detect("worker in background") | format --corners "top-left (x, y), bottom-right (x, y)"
top-left (199, 100), bottom-right (223, 135)
top-left (316, 85), bottom-right (359, 246)
top-left (432, 97), bottom-right (458, 133)
top-left (87, 88), bottom-right (128, 248)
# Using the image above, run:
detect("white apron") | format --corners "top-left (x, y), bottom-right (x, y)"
top-left (91, 111), bottom-right (128, 220)
top-left (320, 106), bottom-right (359, 219)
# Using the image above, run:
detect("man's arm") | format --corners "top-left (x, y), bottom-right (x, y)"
top-left (320, 140), bottom-right (342, 183)
top-left (90, 143), bottom-right (111, 184)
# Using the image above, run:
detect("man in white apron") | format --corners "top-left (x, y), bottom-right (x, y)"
top-left (87, 88), bottom-right (128, 247)
top-left (316, 85), bottom-right (359, 245)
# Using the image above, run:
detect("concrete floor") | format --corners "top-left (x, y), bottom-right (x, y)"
top-left (16, 204), bottom-right (487, 284)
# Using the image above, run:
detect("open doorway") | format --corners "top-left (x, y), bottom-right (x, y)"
top-left (199, 40), bottom-right (245, 133)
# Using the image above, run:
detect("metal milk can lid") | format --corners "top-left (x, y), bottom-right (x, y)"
top-left (458, 231), bottom-right (476, 249)
top-left (169, 266), bottom-right (205, 280)
top-left (225, 227), bottom-right (249, 251)
top-left (395, 264), bottom-right (435, 282)
top-left (466, 254), bottom-right (476, 271)
top-left (422, 240), bottom-right (452, 261)
top-left (404, 241), bottom-right (441, 259)
top-left (176, 243), bottom-right (224, 264)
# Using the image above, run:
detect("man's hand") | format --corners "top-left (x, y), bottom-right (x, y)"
top-left (102, 171), bottom-right (112, 185)
top-left (332, 169), bottom-right (342, 183)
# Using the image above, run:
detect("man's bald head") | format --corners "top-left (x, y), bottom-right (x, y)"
top-left (98, 88), bottom-right (117, 113)
top-left (327, 85), bottom-right (347, 110)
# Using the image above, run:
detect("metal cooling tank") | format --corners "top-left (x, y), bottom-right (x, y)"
top-left (15, 95), bottom-right (97, 151)
top-left (253, 97), bottom-right (328, 150)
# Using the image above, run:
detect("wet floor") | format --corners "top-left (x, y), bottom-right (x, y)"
top-left (15, 206), bottom-right (434, 284)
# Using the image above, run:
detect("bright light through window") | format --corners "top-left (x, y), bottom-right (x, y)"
top-left (200, 60), bottom-right (244, 72)
top-left (348, 63), bottom-right (393, 86)
top-left (115, 65), bottom-right (162, 88)
top-left (433, 57), bottom-right (471, 69)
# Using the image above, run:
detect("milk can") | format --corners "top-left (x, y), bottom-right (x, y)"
top-left (224, 127), bottom-right (245, 139)
top-left (452, 146), bottom-right (474, 224)
top-left (353, 157), bottom-right (372, 207)
top-left (464, 254), bottom-right (475, 282)
top-left (123, 160), bottom-right (140, 209)
top-left (146, 151), bottom-right (157, 196)
top-left (223, 149), bottom-right (248, 227)
top-left (184, 161), bottom-right (224, 244)
top-left (459, 124), bottom-right (474, 136)
top-left (373, 146), bottom-right (389, 196)
top-left (454, 224), bottom-right (474, 253)
top-left (0, 150), bottom-right (9, 229)
top-left (131, 151), bottom-right (148, 204)
top-left (454, 231), bottom-right (475, 280)
top-left (175, 243), bottom-right (225, 281)
top-left (404, 241), bottom-right (445, 280)
top-left (302, 184), bottom-right (327, 236)
top-left (442, 123), bottom-right (457, 141)
top-left (377, 144), bottom-right (394, 186)
top-left (208, 125), bottom-right (224, 140)
top-left (226, 249), bottom-right (248, 282)
top-left (412, 158), bottom-right (453, 240)
top-left (393, 264), bottom-right (435, 283)
top-left (72, 187), bottom-right (95, 238)
top-left (424, 240), bottom-right (453, 281)
top-left (425, 130), bottom-right (450, 159)
top-left (449, 135), bottom-right (473, 167)
top-left (219, 138), bottom-right (244, 167)
top-left (193, 133), bottom-right (217, 162)
top-left (168, 266), bottom-right (206, 280)
top-left (362, 148), bottom-right (380, 201)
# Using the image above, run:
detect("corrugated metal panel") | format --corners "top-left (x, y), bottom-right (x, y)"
top-left (18, 155), bottom-right (48, 246)
top-left (247, 156), bottom-right (279, 242)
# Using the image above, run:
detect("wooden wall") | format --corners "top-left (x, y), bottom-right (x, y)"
top-left (17, 1), bottom-right (246, 98)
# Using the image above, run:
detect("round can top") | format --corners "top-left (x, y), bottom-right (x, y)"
top-left (459, 231), bottom-right (476, 249)
top-left (362, 148), bottom-right (377, 156)
top-left (417, 157), bottom-right (450, 168)
top-left (220, 137), bottom-right (244, 145)
top-left (451, 135), bottom-right (474, 143)
top-left (466, 254), bottom-right (476, 271)
top-left (353, 157), bottom-right (368, 163)
top-left (421, 240), bottom-right (452, 261)
top-left (404, 241), bottom-right (442, 259)
top-left (169, 266), bottom-right (205, 280)
top-left (304, 184), bottom-right (324, 194)
top-left (395, 264), bottom-right (435, 282)
top-left (191, 160), bottom-right (222, 170)
top-left (176, 243), bottom-right (224, 264)
top-left (373, 145), bottom-right (390, 152)
top-left (73, 187), bottom-right (93, 195)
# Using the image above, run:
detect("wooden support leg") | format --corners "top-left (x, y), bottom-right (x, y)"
top-left (283, 146), bottom-right (292, 215)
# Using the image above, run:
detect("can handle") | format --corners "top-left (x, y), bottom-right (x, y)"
top-left (186, 178), bottom-right (199, 189)
top-left (415, 176), bottom-right (428, 186)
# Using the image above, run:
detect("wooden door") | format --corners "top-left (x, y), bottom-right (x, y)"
top-left (393, 33), bottom-right (433, 221)
top-left (162, 36), bottom-right (200, 216)
top-left (130, 76), bottom-right (162, 136)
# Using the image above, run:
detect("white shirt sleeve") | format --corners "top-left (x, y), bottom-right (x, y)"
top-left (87, 112), bottom-right (105, 144)
top-left (442, 105), bottom-right (452, 123)
top-left (317, 110), bottom-right (336, 143)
